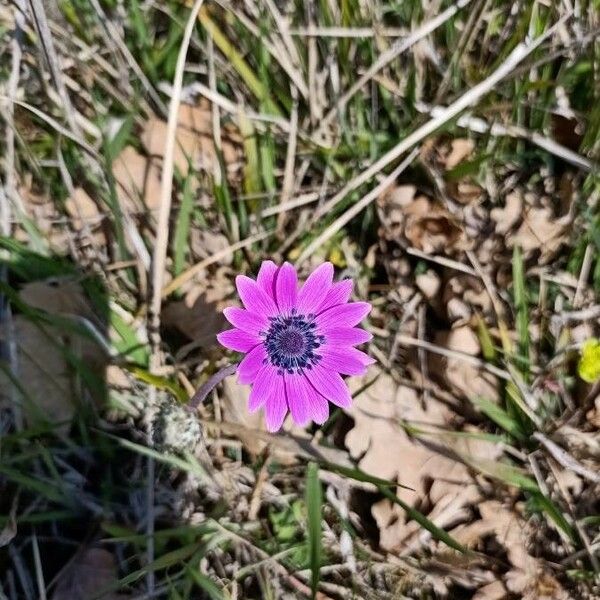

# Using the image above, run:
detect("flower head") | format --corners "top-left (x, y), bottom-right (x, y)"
top-left (217, 261), bottom-right (374, 431)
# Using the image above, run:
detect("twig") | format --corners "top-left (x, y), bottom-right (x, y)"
top-left (416, 102), bottom-right (594, 172)
top-left (277, 85), bottom-right (299, 236)
top-left (532, 432), bottom-right (600, 484)
top-left (162, 230), bottom-right (272, 297)
top-left (407, 247), bottom-right (477, 277)
top-left (289, 26), bottom-right (407, 38)
top-left (573, 243), bottom-right (593, 308)
top-left (28, 0), bottom-right (80, 134)
top-left (394, 334), bottom-right (511, 381)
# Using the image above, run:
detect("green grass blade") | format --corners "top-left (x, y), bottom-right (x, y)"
top-left (186, 561), bottom-right (224, 600)
top-left (512, 245), bottom-right (530, 374)
top-left (173, 174), bottom-right (195, 277)
top-left (305, 462), bottom-right (322, 599)
top-left (471, 396), bottom-right (527, 441)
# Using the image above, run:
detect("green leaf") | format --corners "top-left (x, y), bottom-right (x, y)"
top-left (107, 543), bottom-right (200, 590)
top-left (186, 562), bottom-right (224, 600)
top-left (305, 462), bottom-right (322, 599)
top-left (512, 246), bottom-right (530, 374)
top-left (173, 175), bottom-right (195, 277)
top-left (471, 396), bottom-right (527, 441)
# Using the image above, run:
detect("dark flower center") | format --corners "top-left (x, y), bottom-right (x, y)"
top-left (262, 310), bottom-right (325, 375)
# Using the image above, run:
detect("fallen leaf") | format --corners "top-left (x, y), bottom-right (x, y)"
top-left (2, 317), bottom-right (75, 434)
top-left (509, 207), bottom-right (566, 263)
top-left (15, 176), bottom-right (68, 251)
top-left (416, 269), bottom-right (441, 301)
top-left (430, 326), bottom-right (499, 402)
top-left (444, 138), bottom-right (475, 170)
top-left (345, 366), bottom-right (500, 553)
top-left (221, 375), bottom-right (266, 455)
top-left (162, 276), bottom-right (231, 347)
top-left (491, 191), bottom-right (522, 235)
top-left (65, 187), bottom-right (102, 232)
top-left (52, 548), bottom-right (126, 600)
top-left (471, 580), bottom-right (508, 600)
top-left (0, 279), bottom-right (107, 433)
top-left (19, 278), bottom-right (99, 323)
top-left (452, 501), bottom-right (570, 599)
top-left (0, 497), bottom-right (17, 547)
top-left (190, 230), bottom-right (233, 265)
top-left (141, 101), bottom-right (240, 177)
top-left (404, 198), bottom-right (464, 254)
top-left (112, 146), bottom-right (162, 212)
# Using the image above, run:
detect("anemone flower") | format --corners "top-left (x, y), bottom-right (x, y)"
top-left (217, 261), bottom-right (374, 432)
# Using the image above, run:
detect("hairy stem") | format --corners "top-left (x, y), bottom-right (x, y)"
top-left (188, 363), bottom-right (238, 411)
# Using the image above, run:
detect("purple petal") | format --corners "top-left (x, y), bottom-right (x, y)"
top-left (238, 344), bottom-right (267, 384)
top-left (320, 346), bottom-right (375, 376)
top-left (265, 380), bottom-right (287, 432)
top-left (316, 302), bottom-right (371, 330)
top-left (248, 363), bottom-right (278, 412)
top-left (321, 327), bottom-right (372, 346)
top-left (236, 275), bottom-right (278, 317)
top-left (223, 307), bottom-right (268, 335)
top-left (217, 328), bottom-right (260, 352)
top-left (308, 391), bottom-right (329, 424)
top-left (275, 262), bottom-right (298, 314)
top-left (317, 279), bottom-right (353, 313)
top-left (306, 366), bottom-right (352, 408)
top-left (284, 373), bottom-right (311, 426)
top-left (296, 262), bottom-right (334, 315)
top-left (257, 260), bottom-right (278, 300)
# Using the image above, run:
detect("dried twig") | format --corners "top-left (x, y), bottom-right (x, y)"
top-left (533, 432), bottom-right (600, 484)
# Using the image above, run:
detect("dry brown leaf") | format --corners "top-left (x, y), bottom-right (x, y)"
top-left (221, 376), bottom-right (267, 455)
top-left (452, 501), bottom-right (571, 599)
top-left (141, 102), bottom-right (240, 176)
top-left (430, 326), bottom-right (499, 402)
top-left (0, 279), bottom-right (106, 433)
top-left (220, 376), bottom-right (309, 460)
top-left (378, 185), bottom-right (466, 254)
top-left (112, 146), bottom-right (162, 212)
top-left (444, 139), bottom-right (475, 170)
top-left (416, 269), bottom-right (441, 301)
top-left (404, 198), bottom-right (464, 254)
top-left (345, 366), bottom-right (500, 553)
top-left (15, 177), bottom-right (68, 251)
top-left (471, 580), bottom-right (508, 600)
top-left (19, 278), bottom-right (99, 322)
top-left (52, 548), bottom-right (126, 600)
top-left (65, 187), bottom-right (101, 230)
top-left (1, 317), bottom-right (75, 434)
top-left (190, 230), bottom-right (233, 265)
top-left (491, 191), bottom-right (522, 235)
top-left (449, 180), bottom-right (485, 205)
top-left (509, 207), bottom-right (567, 263)
top-left (162, 276), bottom-right (231, 347)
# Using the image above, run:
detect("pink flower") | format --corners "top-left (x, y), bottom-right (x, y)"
top-left (217, 261), bottom-right (374, 432)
